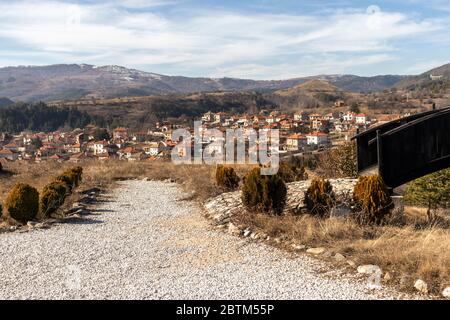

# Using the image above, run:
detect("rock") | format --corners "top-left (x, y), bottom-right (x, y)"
top-left (81, 187), bottom-right (101, 195)
top-left (323, 251), bottom-right (332, 258)
top-left (334, 253), bottom-right (346, 262)
top-left (306, 247), bottom-right (326, 255)
top-left (330, 205), bottom-right (352, 217)
top-left (9, 226), bottom-right (18, 231)
top-left (347, 260), bottom-right (356, 267)
top-left (27, 221), bottom-right (37, 228)
top-left (414, 279), bottom-right (428, 294)
top-left (75, 209), bottom-right (90, 216)
top-left (291, 244), bottom-right (306, 251)
top-left (273, 237), bottom-right (281, 244)
top-left (384, 272), bottom-right (392, 281)
top-left (243, 229), bottom-right (251, 237)
top-left (227, 223), bottom-right (240, 235)
top-left (442, 287), bottom-right (450, 298)
top-left (35, 222), bottom-right (50, 229)
top-left (357, 265), bottom-right (381, 275)
top-left (250, 233), bottom-right (260, 240)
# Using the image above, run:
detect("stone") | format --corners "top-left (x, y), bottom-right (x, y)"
top-left (291, 244), bottom-right (306, 251)
top-left (35, 222), bottom-right (50, 229)
top-left (330, 205), bottom-right (352, 217)
top-left (227, 223), bottom-right (240, 235)
top-left (442, 287), bottom-right (450, 298)
top-left (250, 233), bottom-right (260, 240)
top-left (323, 251), bottom-right (332, 258)
top-left (357, 265), bottom-right (381, 275)
top-left (27, 221), bottom-right (37, 228)
top-left (306, 247), bottom-right (326, 255)
top-left (346, 260), bottom-right (356, 267)
top-left (384, 272), bottom-right (392, 281)
top-left (9, 226), bottom-right (18, 231)
top-left (414, 279), bottom-right (428, 294)
top-left (334, 253), bottom-right (346, 262)
top-left (243, 229), bottom-right (251, 237)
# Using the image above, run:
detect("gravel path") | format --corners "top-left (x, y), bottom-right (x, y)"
top-left (0, 181), bottom-right (406, 299)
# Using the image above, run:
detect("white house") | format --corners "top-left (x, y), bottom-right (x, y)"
top-left (343, 112), bottom-right (356, 122)
top-left (355, 114), bottom-right (368, 125)
top-left (306, 133), bottom-right (330, 146)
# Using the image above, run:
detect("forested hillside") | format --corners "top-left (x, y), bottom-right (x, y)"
top-left (0, 103), bottom-right (94, 133)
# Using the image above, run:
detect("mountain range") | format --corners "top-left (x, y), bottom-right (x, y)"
top-left (0, 62), bottom-right (448, 102)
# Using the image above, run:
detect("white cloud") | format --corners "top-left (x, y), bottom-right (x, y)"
top-left (0, 0), bottom-right (446, 78)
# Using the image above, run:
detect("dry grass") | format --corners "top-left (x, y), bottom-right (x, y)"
top-left (234, 208), bottom-right (449, 294)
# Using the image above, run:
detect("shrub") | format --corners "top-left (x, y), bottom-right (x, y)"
top-left (353, 175), bottom-right (393, 224)
top-left (70, 166), bottom-right (83, 186)
top-left (40, 182), bottom-right (68, 217)
top-left (242, 167), bottom-right (287, 215)
top-left (404, 168), bottom-right (450, 222)
top-left (55, 173), bottom-right (76, 192)
top-left (316, 142), bottom-right (357, 178)
top-left (215, 165), bottom-right (240, 190)
top-left (278, 160), bottom-right (308, 183)
top-left (4, 183), bottom-right (39, 223)
top-left (304, 178), bottom-right (335, 217)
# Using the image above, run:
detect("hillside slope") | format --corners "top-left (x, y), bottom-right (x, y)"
top-left (0, 64), bottom-right (406, 102)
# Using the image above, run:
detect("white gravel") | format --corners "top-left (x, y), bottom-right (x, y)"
top-left (0, 180), bottom-right (406, 300)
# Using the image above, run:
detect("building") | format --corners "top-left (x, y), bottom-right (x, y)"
top-left (355, 114), bottom-right (367, 125)
top-left (286, 134), bottom-right (306, 151)
top-left (306, 132), bottom-right (330, 146)
top-left (0, 148), bottom-right (19, 160)
top-left (113, 127), bottom-right (128, 140)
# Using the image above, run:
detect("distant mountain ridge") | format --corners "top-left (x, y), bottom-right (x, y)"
top-left (0, 63), bottom-right (446, 102)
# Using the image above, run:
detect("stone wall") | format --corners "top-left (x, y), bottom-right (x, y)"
top-left (203, 178), bottom-right (357, 226)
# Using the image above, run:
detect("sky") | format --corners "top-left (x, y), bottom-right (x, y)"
top-left (0, 0), bottom-right (449, 79)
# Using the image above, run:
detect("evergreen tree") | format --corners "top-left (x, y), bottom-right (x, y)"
top-left (405, 169), bottom-right (450, 221)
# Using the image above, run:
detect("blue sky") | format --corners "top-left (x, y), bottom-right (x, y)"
top-left (0, 0), bottom-right (449, 79)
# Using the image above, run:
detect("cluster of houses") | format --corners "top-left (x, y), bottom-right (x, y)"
top-left (0, 108), bottom-right (404, 163)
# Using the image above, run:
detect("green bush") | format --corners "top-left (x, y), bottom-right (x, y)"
top-left (404, 168), bottom-right (450, 221)
top-left (353, 175), bottom-right (393, 224)
top-left (242, 167), bottom-right (287, 215)
top-left (304, 178), bottom-right (335, 217)
top-left (215, 165), bottom-right (240, 190)
top-left (4, 183), bottom-right (39, 223)
top-left (40, 182), bottom-right (68, 217)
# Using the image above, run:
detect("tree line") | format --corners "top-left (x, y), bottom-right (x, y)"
top-left (0, 102), bottom-right (97, 133)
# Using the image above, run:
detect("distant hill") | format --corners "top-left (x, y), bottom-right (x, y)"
top-left (271, 79), bottom-right (349, 109)
top-left (0, 64), bottom-right (408, 102)
top-left (396, 62), bottom-right (450, 91)
top-left (0, 97), bottom-right (14, 108)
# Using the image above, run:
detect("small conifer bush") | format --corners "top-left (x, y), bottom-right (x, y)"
top-left (242, 167), bottom-right (287, 215)
top-left (215, 165), bottom-right (240, 190)
top-left (353, 175), bottom-right (393, 224)
top-left (4, 183), bottom-right (39, 223)
top-left (304, 178), bottom-right (335, 217)
top-left (40, 182), bottom-right (68, 217)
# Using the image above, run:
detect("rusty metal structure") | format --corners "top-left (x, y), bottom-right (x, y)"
top-left (353, 107), bottom-right (450, 189)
